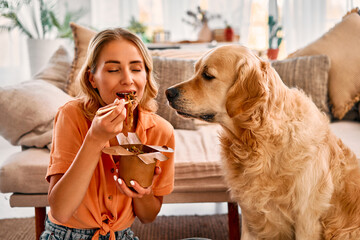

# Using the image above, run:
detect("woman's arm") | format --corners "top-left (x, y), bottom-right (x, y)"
top-left (48, 133), bottom-right (106, 223)
top-left (133, 194), bottom-right (163, 223)
top-left (48, 99), bottom-right (127, 223)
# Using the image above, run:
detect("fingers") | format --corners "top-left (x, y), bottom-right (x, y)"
top-left (96, 98), bottom-right (122, 116)
top-left (113, 175), bottom-right (151, 198)
top-left (93, 99), bottom-right (127, 134)
top-left (154, 166), bottom-right (162, 176)
top-left (112, 166), bottom-right (161, 198)
top-left (97, 99), bottom-right (127, 121)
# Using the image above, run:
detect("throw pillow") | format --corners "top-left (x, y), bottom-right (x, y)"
top-left (271, 55), bottom-right (330, 116)
top-left (34, 45), bottom-right (72, 92)
top-left (67, 22), bottom-right (97, 96)
top-left (153, 56), bottom-right (197, 130)
top-left (287, 11), bottom-right (360, 119)
top-left (0, 80), bottom-right (73, 148)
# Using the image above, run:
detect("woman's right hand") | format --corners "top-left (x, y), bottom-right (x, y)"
top-left (88, 98), bottom-right (127, 146)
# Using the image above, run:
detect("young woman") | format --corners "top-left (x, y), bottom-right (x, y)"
top-left (40, 28), bottom-right (175, 240)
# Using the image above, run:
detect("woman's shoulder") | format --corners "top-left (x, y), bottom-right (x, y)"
top-left (54, 99), bottom-right (90, 132)
top-left (58, 99), bottom-right (83, 114)
top-left (56, 99), bottom-right (87, 123)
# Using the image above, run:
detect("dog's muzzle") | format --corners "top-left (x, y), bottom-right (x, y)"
top-left (166, 87), bottom-right (215, 122)
top-left (165, 87), bottom-right (182, 110)
top-left (165, 87), bottom-right (179, 103)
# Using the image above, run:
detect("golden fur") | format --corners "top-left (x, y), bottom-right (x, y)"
top-left (165, 45), bottom-right (360, 239)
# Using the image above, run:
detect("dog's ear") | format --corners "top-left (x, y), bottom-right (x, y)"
top-left (226, 59), bottom-right (269, 118)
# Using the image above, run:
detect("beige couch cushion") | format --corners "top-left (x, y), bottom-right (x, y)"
top-left (271, 55), bottom-right (330, 116)
top-left (288, 12), bottom-right (360, 119)
top-left (174, 125), bottom-right (225, 190)
top-left (0, 80), bottom-right (73, 148)
top-left (0, 148), bottom-right (50, 193)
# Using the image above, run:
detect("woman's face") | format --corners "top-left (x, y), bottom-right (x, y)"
top-left (89, 39), bottom-right (147, 105)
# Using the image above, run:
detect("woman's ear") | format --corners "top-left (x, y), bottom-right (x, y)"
top-left (88, 70), bottom-right (97, 89)
top-left (225, 59), bottom-right (269, 118)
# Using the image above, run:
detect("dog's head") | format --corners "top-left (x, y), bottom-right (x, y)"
top-left (166, 45), bottom-right (277, 125)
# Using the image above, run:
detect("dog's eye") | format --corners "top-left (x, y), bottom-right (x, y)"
top-left (202, 72), bottom-right (215, 81)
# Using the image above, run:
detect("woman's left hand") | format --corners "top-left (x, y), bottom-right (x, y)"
top-left (113, 166), bottom-right (161, 198)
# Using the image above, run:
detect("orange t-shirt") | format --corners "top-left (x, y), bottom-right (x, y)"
top-left (46, 100), bottom-right (175, 239)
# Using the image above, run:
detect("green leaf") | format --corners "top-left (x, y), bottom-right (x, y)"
top-left (0, 0), bottom-right (86, 39)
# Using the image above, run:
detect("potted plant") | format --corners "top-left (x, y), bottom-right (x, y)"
top-left (267, 15), bottom-right (283, 60)
top-left (0, 0), bottom-right (85, 75)
top-left (127, 16), bottom-right (150, 43)
top-left (182, 6), bottom-right (221, 42)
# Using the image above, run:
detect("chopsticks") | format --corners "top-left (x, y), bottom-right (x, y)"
top-left (95, 99), bottom-right (136, 116)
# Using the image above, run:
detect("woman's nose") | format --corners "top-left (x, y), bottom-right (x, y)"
top-left (120, 69), bottom-right (133, 85)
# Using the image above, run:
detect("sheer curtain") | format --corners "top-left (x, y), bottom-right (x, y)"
top-left (282, 0), bottom-right (349, 54)
top-left (90, 0), bottom-right (139, 29)
top-left (282, 0), bottom-right (326, 54)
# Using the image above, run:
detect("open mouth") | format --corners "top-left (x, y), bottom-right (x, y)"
top-left (177, 111), bottom-right (196, 119)
top-left (177, 111), bottom-right (215, 122)
top-left (199, 114), bottom-right (215, 122)
top-left (116, 91), bottom-right (136, 100)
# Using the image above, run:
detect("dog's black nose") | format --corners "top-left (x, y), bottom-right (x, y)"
top-left (165, 87), bottom-right (179, 101)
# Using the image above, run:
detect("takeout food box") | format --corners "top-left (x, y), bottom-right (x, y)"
top-left (102, 133), bottom-right (173, 188)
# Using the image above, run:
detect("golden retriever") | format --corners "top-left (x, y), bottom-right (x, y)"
top-left (165, 45), bottom-right (360, 240)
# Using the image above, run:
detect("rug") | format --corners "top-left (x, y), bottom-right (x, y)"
top-left (0, 214), bottom-right (236, 240)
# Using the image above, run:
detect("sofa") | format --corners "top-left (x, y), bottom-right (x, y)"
top-left (1, 11), bottom-right (360, 240)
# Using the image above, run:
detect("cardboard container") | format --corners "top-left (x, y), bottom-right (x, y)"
top-left (102, 133), bottom-right (173, 188)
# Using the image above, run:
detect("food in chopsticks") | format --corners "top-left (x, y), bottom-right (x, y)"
top-left (123, 92), bottom-right (136, 129)
top-left (96, 92), bottom-right (136, 117)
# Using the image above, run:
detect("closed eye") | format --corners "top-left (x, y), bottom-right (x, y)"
top-left (202, 71), bottom-right (215, 80)
top-left (108, 69), bottom-right (119, 73)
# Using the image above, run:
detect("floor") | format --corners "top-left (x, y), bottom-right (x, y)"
top-left (0, 136), bottom-right (228, 219)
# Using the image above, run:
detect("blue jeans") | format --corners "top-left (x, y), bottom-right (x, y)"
top-left (40, 217), bottom-right (139, 240)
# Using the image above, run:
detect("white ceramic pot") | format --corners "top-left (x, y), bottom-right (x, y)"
top-left (27, 38), bottom-right (70, 76)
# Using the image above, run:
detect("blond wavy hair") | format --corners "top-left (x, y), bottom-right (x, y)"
top-left (77, 28), bottom-right (158, 120)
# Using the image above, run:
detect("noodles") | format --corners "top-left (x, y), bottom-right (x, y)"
top-left (125, 92), bottom-right (136, 130)
top-left (95, 92), bottom-right (137, 132)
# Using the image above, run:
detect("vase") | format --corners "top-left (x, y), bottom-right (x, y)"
top-left (197, 22), bottom-right (212, 42)
top-left (27, 38), bottom-right (71, 76)
top-left (267, 48), bottom-right (279, 60)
